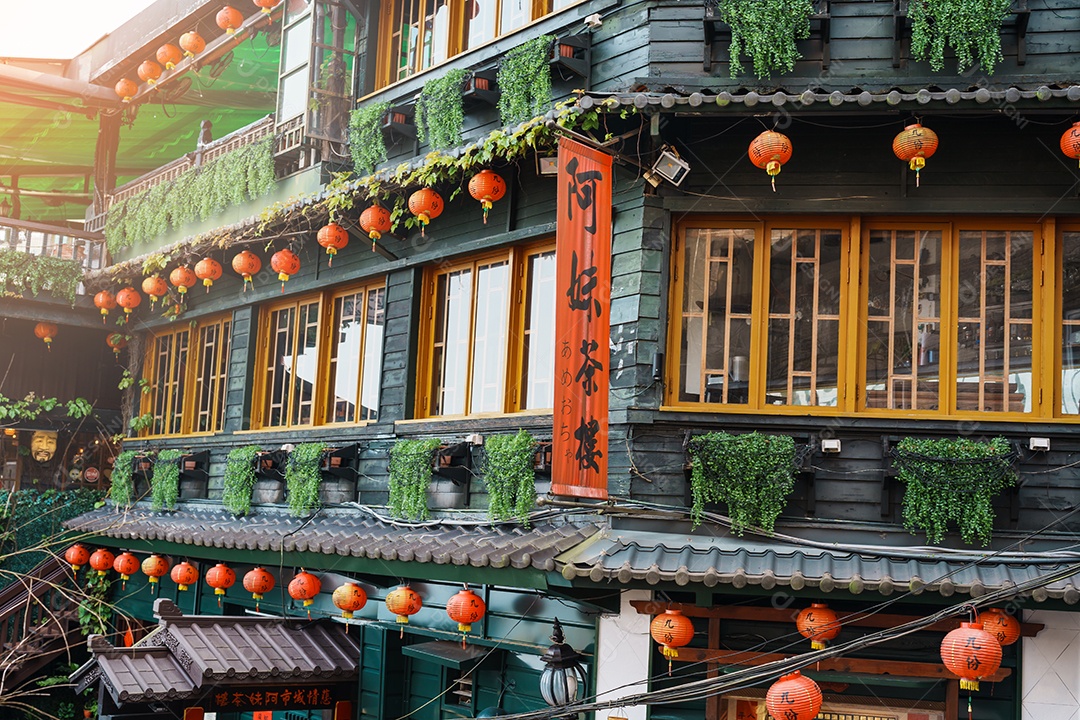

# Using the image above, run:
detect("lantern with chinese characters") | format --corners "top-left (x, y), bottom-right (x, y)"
top-left (138, 60), bottom-right (162, 86)
top-left (142, 275), bottom-right (168, 308)
top-left (270, 248), bottom-right (300, 291)
top-left (254, 0), bottom-right (280, 13)
top-left (796, 602), bottom-right (842, 650)
top-left (170, 266), bottom-right (197, 295)
top-left (114, 551), bottom-right (140, 589)
top-left (332, 582), bottom-right (367, 619)
top-left (468, 170), bottom-right (506, 224)
top-left (89, 548), bottom-right (115, 577)
top-left (408, 188), bottom-right (443, 236)
top-left (766, 672), bottom-right (822, 720)
top-left (892, 123), bottom-right (939, 187)
top-left (243, 567), bottom-right (275, 610)
top-left (216, 6), bottom-right (244, 34)
top-left (180, 31), bottom-right (206, 57)
top-left (650, 609), bottom-right (695, 675)
top-left (231, 249), bottom-right (261, 290)
top-left (317, 223), bottom-right (349, 266)
top-left (289, 570), bottom-right (321, 617)
top-left (940, 621), bottom-right (1002, 691)
top-left (141, 554), bottom-right (170, 593)
top-left (115, 78), bottom-right (138, 103)
top-left (982, 608), bottom-right (1021, 646)
top-left (1061, 121), bottom-right (1080, 167)
top-left (65, 544), bottom-right (90, 572)
top-left (170, 561), bottom-right (199, 591)
top-left (205, 563), bottom-right (236, 606)
top-left (106, 333), bottom-right (127, 357)
top-left (359, 205), bottom-right (391, 250)
top-left (156, 43), bottom-right (183, 70)
top-left (748, 130), bottom-right (793, 191)
top-left (446, 587), bottom-right (486, 646)
top-left (94, 290), bottom-right (116, 322)
top-left (34, 322), bottom-right (57, 349)
top-left (194, 257), bottom-right (223, 291)
top-left (386, 585), bottom-right (422, 635)
top-left (115, 287), bottom-right (142, 321)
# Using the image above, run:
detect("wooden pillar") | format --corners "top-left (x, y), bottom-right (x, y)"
top-left (706, 616), bottom-right (722, 720)
top-left (945, 679), bottom-right (958, 720)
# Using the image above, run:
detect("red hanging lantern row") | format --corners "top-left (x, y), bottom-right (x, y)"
top-left (65, 544), bottom-right (90, 572)
top-left (34, 322), bottom-right (57, 350)
top-left (317, 223), bottom-right (349, 267)
top-left (243, 567), bottom-right (275, 611)
top-left (216, 6), bottom-right (244, 34)
top-left (205, 563), bottom-right (236, 606)
top-left (765, 672), bottom-right (822, 720)
top-left (270, 249), bottom-right (300, 292)
top-left (114, 551), bottom-right (140, 589)
top-left (386, 585), bottom-right (422, 636)
top-left (289, 570), bottom-right (322, 618)
top-left (254, 0), bottom-right (280, 13)
top-left (171, 561), bottom-right (199, 591)
top-left (748, 130), bottom-right (793, 192)
top-left (195, 257), bottom-right (223, 291)
top-left (446, 587), bottom-right (486, 647)
top-left (138, 60), bottom-right (163, 87)
top-left (115, 287), bottom-right (142, 322)
top-left (157, 43), bottom-right (183, 70)
top-left (468, 170), bottom-right (506, 224)
top-left (650, 609), bottom-right (695, 675)
top-left (359, 205), bottom-right (391, 251)
top-left (892, 123), bottom-right (939, 187)
top-left (141, 554), bottom-right (170, 594)
top-left (106, 333), bottom-right (128, 358)
top-left (332, 582), bottom-right (367, 620)
top-left (982, 608), bottom-right (1021, 646)
top-left (940, 620), bottom-right (1002, 691)
top-left (231, 250), bottom-right (261, 291)
top-left (142, 275), bottom-right (168, 308)
top-left (408, 188), bottom-right (444, 236)
top-left (115, 78), bottom-right (138, 103)
top-left (796, 602), bottom-right (842, 650)
top-left (94, 290), bottom-right (116, 322)
top-left (180, 31), bottom-right (206, 58)
top-left (89, 548), bottom-right (115, 577)
top-left (170, 266), bottom-right (197, 295)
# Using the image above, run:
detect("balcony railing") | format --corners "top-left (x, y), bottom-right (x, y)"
top-left (0, 217), bottom-right (107, 295)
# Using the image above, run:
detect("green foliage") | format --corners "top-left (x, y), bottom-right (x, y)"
top-left (129, 412), bottom-right (154, 434)
top-left (151, 449), bottom-right (183, 511)
top-left (0, 489), bottom-right (104, 588)
top-left (686, 431), bottom-right (797, 533)
top-left (109, 450), bottom-right (137, 508)
top-left (78, 571), bottom-right (112, 637)
top-left (497, 35), bottom-right (554, 127)
top-left (222, 444), bottom-right (263, 516)
top-left (0, 250), bottom-right (83, 306)
top-left (482, 430), bottom-right (537, 524)
top-left (66, 398), bottom-right (93, 419)
top-left (0, 392), bottom-right (92, 421)
top-left (349, 101), bottom-right (391, 175)
top-left (909, 0), bottom-right (1012, 73)
top-left (894, 436), bottom-right (1016, 546)
top-left (388, 438), bottom-right (441, 521)
top-left (417, 68), bottom-right (468, 151)
top-left (717, 0), bottom-right (814, 78)
top-left (285, 442), bottom-right (327, 517)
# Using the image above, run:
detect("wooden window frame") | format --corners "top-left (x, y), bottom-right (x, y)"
top-left (325, 282), bottom-right (387, 424)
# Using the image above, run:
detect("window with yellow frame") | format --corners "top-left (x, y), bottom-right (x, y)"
top-left (254, 280), bottom-right (386, 429)
top-left (416, 242), bottom-right (555, 417)
top-left (141, 314), bottom-right (232, 436)
top-left (667, 217), bottom-right (1065, 418)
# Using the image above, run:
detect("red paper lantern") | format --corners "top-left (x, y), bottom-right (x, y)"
top-left (142, 275), bottom-right (168, 308)
top-left (796, 602), bottom-right (842, 650)
top-left (89, 548), bottom-right (115, 576)
top-left (468, 170), bottom-right (506, 224)
top-left (316, 223), bottom-right (349, 266)
top-left (766, 672), bottom-right (822, 720)
top-left (408, 188), bottom-right (443, 236)
top-left (216, 6), bottom-right (244, 34)
top-left (65, 544), bottom-right (90, 571)
top-left (1062, 122), bottom-right (1080, 167)
top-left (332, 582), bottom-right (367, 619)
top-left (138, 60), bottom-right (163, 86)
top-left (156, 43), bottom-right (183, 70)
top-left (114, 551), bottom-right (140, 588)
top-left (94, 290), bottom-right (116, 322)
top-left (141, 554), bottom-right (170, 588)
top-left (243, 567), bottom-right (275, 610)
top-left (34, 322), bottom-right (57, 349)
top-left (254, 0), bottom-right (280, 13)
top-left (170, 561), bottom-right (199, 591)
top-left (386, 585), bottom-right (422, 624)
top-left (115, 78), bottom-right (138, 103)
top-left (205, 563), bottom-right (236, 603)
top-left (170, 266), bottom-right (197, 295)
top-left (180, 31), bottom-right (206, 57)
top-left (892, 123), bottom-right (939, 187)
top-left (748, 130), bottom-right (793, 191)
top-left (194, 257), bottom-right (223, 291)
top-left (982, 608), bottom-right (1021, 646)
top-left (359, 205), bottom-right (391, 250)
top-left (289, 570), bottom-right (322, 618)
top-left (231, 250), bottom-right (261, 291)
top-left (106, 333), bottom-right (127, 357)
top-left (940, 621), bottom-right (1002, 691)
top-left (116, 287), bottom-right (142, 321)
top-left (446, 587), bottom-right (486, 644)
top-left (270, 249), bottom-right (300, 292)
top-left (650, 609), bottom-right (695, 674)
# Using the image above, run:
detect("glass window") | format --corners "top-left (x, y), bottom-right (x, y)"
top-left (194, 318), bottom-right (232, 433)
top-left (1063, 231), bottom-right (1080, 414)
top-left (327, 284), bottom-right (385, 423)
top-left (522, 249), bottom-right (557, 409)
top-left (262, 299), bottom-right (321, 428)
top-left (148, 330), bottom-right (189, 435)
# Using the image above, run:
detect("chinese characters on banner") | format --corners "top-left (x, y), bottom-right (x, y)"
top-left (209, 686), bottom-right (339, 712)
top-left (552, 137), bottom-right (612, 499)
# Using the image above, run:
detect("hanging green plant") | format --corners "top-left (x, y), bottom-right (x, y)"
top-left (686, 431), bottom-right (797, 533)
top-left (909, 0), bottom-right (1012, 74)
top-left (150, 449), bottom-right (183, 511)
top-left (388, 438), bottom-right (441, 521)
top-left (0, 251), bottom-right (84, 306)
top-left (482, 430), bottom-right (537, 525)
top-left (78, 572), bottom-right (113, 637)
top-left (497, 35), bottom-right (554, 127)
top-left (416, 68), bottom-right (468, 151)
top-left (285, 442), bottom-right (327, 517)
top-left (222, 444), bottom-right (264, 517)
top-left (716, 0), bottom-right (814, 79)
top-left (349, 101), bottom-right (391, 176)
top-left (893, 436), bottom-right (1016, 546)
top-left (110, 450), bottom-right (138, 508)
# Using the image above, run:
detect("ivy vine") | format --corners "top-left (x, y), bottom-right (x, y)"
top-left (285, 442), bottom-right (327, 517)
top-left (222, 444), bottom-right (263, 517)
top-left (717, 0), bottom-right (814, 78)
top-left (388, 438), bottom-right (441, 521)
top-left (497, 35), bottom-right (554, 127)
top-left (482, 430), bottom-right (537, 525)
top-left (151, 449), bottom-right (183, 511)
top-left (109, 450), bottom-right (137, 508)
top-left (0, 393), bottom-right (92, 422)
top-left (78, 572), bottom-right (113, 637)
top-left (416, 68), bottom-right (468, 151)
top-left (0, 251), bottom-right (83, 306)
top-left (349, 101), bottom-right (391, 175)
top-left (909, 0), bottom-right (1012, 74)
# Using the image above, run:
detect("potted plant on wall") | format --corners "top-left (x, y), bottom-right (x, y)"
top-left (222, 444), bottom-right (264, 516)
top-left (908, 0), bottom-right (1013, 74)
top-left (349, 100), bottom-right (391, 175)
top-left (482, 429), bottom-right (538, 524)
top-left (497, 35), bottom-right (554, 127)
top-left (388, 438), bottom-right (442, 521)
top-left (285, 442), bottom-right (328, 517)
top-left (150, 449), bottom-right (183, 511)
top-left (110, 450), bottom-right (138, 508)
top-left (716, 0), bottom-right (815, 78)
top-left (416, 68), bottom-right (468, 151)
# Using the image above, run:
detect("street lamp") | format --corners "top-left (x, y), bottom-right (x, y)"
top-left (539, 618), bottom-right (587, 709)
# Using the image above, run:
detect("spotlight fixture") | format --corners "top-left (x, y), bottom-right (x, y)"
top-left (644, 146), bottom-right (691, 187)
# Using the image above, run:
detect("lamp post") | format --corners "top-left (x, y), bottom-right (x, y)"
top-left (539, 618), bottom-right (587, 712)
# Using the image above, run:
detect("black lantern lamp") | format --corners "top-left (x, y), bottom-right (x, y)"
top-left (539, 618), bottom-right (587, 708)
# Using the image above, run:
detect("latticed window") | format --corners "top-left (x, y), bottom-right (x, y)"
top-left (327, 284), bottom-right (385, 423)
top-left (260, 298), bottom-right (321, 428)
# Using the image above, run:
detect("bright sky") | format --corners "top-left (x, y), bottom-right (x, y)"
top-left (0, 0), bottom-right (157, 59)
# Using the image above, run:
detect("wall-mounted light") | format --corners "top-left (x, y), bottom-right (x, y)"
top-left (821, 438), bottom-right (841, 454)
top-left (539, 618), bottom-right (587, 709)
top-left (538, 156), bottom-right (559, 176)
top-left (1029, 437), bottom-right (1050, 451)
top-left (643, 146), bottom-right (691, 187)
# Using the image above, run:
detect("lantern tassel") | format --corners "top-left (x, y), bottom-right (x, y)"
top-left (811, 640), bottom-right (825, 650)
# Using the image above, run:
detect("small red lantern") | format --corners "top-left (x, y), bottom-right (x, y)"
top-left (1062, 122), bottom-right (1080, 167)
top-left (138, 60), bottom-right (162, 86)
top-left (141, 554), bottom-right (170, 593)
top-left (468, 170), bottom-right (506, 224)
top-left (115, 78), bottom-right (138, 103)
top-left (254, 0), bottom-right (280, 13)
top-left (332, 582), bottom-right (367, 619)
top-left (231, 250), bottom-right (261, 291)
top-left (748, 130), bottom-right (793, 191)
top-left (34, 322), bottom-right (57, 349)
top-left (359, 205), bottom-right (391, 250)
top-left (408, 188), bottom-right (443, 236)
top-left (194, 257), bottom-right (223, 291)
top-left (65, 544), bottom-right (90, 572)
top-left (156, 43), bottom-right (183, 70)
top-left (106, 333), bottom-right (127, 357)
top-left (386, 585), bottom-right (422, 636)
top-left (243, 567), bottom-right (275, 610)
top-left (94, 290), bottom-right (116, 323)
top-left (205, 563), bottom-right (236, 606)
top-left (114, 551), bottom-right (140, 589)
top-left (115, 287), bottom-right (142, 321)
top-left (180, 31), bottom-right (206, 57)
top-left (170, 561), bottom-right (199, 591)
top-left (892, 123), bottom-right (939, 187)
top-left (216, 6), bottom-right (244, 34)
top-left (270, 249), bottom-right (300, 292)
top-left (289, 570), bottom-right (321, 617)
top-left (796, 602), bottom-right (842, 650)
top-left (766, 672), bottom-right (822, 720)
top-left (170, 266), bottom-right (197, 295)
top-left (650, 609), bottom-right (695, 675)
top-left (446, 587), bottom-right (487, 647)
top-left (982, 608), bottom-right (1021, 646)
top-left (316, 223), bottom-right (349, 266)
top-left (142, 275), bottom-right (168, 308)
top-left (89, 548), bottom-right (115, 577)
top-left (940, 620), bottom-right (1002, 691)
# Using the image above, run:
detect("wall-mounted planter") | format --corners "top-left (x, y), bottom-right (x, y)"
top-left (254, 450), bottom-right (287, 481)
top-left (179, 450), bottom-right (210, 499)
top-left (434, 442), bottom-right (471, 486)
top-left (321, 444), bottom-right (360, 479)
top-left (463, 68), bottom-right (500, 106)
top-left (381, 104), bottom-right (416, 141)
top-left (551, 34), bottom-right (590, 80)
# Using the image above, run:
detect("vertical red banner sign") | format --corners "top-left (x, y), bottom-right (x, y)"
top-left (552, 137), bottom-right (612, 499)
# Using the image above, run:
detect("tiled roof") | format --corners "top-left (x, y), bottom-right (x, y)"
top-left (558, 529), bottom-right (1080, 603)
top-left (66, 504), bottom-right (600, 573)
